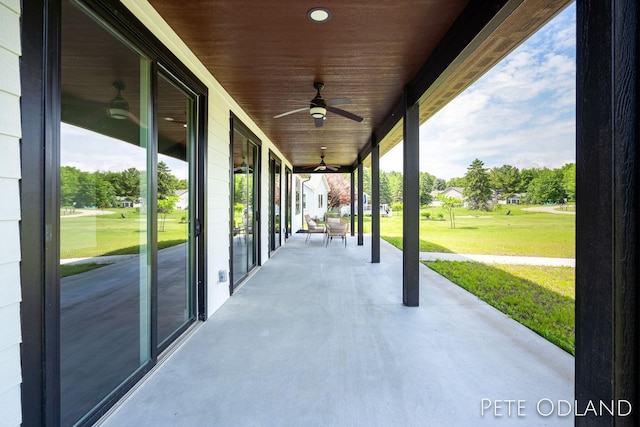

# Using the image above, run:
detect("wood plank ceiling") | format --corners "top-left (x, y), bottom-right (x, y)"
top-left (147, 0), bottom-right (573, 171)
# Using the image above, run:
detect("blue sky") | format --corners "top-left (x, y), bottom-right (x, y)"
top-left (380, 3), bottom-right (576, 180)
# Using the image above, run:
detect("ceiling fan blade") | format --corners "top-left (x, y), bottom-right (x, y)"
top-left (314, 117), bottom-right (324, 128)
top-left (273, 107), bottom-right (308, 119)
top-left (314, 165), bottom-right (326, 171)
top-left (127, 111), bottom-right (142, 126)
top-left (327, 165), bottom-right (339, 171)
top-left (327, 98), bottom-right (351, 107)
top-left (326, 106), bottom-right (363, 122)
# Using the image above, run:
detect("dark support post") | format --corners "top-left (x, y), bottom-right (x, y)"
top-left (576, 1), bottom-right (639, 425)
top-left (371, 138), bottom-right (380, 263)
top-left (350, 170), bottom-right (355, 236)
top-left (403, 90), bottom-right (420, 307)
top-left (357, 159), bottom-right (364, 246)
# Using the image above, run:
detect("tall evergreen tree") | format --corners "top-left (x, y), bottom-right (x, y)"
top-left (419, 172), bottom-right (434, 206)
top-left (489, 164), bottom-right (521, 199)
top-left (463, 159), bottom-right (492, 210)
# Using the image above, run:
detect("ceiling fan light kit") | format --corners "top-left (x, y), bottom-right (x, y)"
top-left (310, 105), bottom-right (326, 119)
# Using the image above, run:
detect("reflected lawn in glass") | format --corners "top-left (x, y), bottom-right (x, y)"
top-left (61, 208), bottom-right (187, 259)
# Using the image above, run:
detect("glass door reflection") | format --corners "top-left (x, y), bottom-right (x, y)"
top-left (60, 2), bottom-right (151, 424)
top-left (232, 128), bottom-right (259, 290)
top-left (156, 73), bottom-right (196, 348)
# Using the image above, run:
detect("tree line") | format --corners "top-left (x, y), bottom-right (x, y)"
top-left (326, 160), bottom-right (576, 210)
top-left (61, 162), bottom-right (185, 209)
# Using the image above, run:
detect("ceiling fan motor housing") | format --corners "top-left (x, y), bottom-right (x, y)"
top-left (310, 83), bottom-right (327, 118)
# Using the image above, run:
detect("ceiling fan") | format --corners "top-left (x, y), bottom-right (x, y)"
top-left (309, 154), bottom-right (339, 172)
top-left (273, 82), bottom-right (364, 128)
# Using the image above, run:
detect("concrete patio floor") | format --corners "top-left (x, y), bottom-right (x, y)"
top-left (99, 234), bottom-right (574, 426)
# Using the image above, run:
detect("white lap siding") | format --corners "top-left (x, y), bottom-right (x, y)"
top-left (0, 0), bottom-right (23, 426)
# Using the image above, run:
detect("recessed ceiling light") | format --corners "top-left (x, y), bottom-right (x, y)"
top-left (320, 146), bottom-right (327, 150)
top-left (307, 8), bottom-right (331, 23)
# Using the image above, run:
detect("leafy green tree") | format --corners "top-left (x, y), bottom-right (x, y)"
top-left (434, 178), bottom-right (446, 191)
top-left (158, 161), bottom-right (179, 200)
top-left (119, 167), bottom-right (142, 202)
top-left (489, 165), bottom-right (521, 199)
top-left (60, 166), bottom-right (81, 207)
top-left (561, 163), bottom-right (576, 202)
top-left (436, 193), bottom-right (462, 229)
top-left (419, 172), bottom-right (434, 206)
top-left (446, 176), bottom-right (467, 188)
top-left (362, 167), bottom-right (371, 199)
top-left (519, 168), bottom-right (541, 192)
top-left (387, 171), bottom-right (404, 204)
top-left (526, 168), bottom-right (565, 204)
top-left (158, 195), bottom-right (179, 232)
top-left (76, 172), bottom-right (96, 207)
top-left (94, 175), bottom-right (116, 209)
top-left (463, 159), bottom-right (492, 211)
top-left (379, 172), bottom-right (393, 205)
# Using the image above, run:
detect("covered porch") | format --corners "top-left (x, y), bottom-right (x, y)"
top-left (100, 235), bottom-right (573, 426)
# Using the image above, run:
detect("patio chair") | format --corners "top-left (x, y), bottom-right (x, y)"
top-left (304, 214), bottom-right (325, 243)
top-left (325, 217), bottom-right (348, 247)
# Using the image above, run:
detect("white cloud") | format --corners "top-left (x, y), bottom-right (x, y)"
top-left (61, 123), bottom-right (189, 180)
top-left (380, 3), bottom-right (576, 180)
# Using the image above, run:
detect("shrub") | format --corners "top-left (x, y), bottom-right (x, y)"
top-left (391, 202), bottom-right (403, 211)
top-left (421, 212), bottom-right (431, 219)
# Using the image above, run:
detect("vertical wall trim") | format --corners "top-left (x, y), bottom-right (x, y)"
top-left (576, 0), bottom-right (639, 424)
top-left (402, 89), bottom-right (420, 307)
top-left (19, 0), bottom-right (51, 424)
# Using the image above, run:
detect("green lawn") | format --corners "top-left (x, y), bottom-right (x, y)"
top-left (364, 204), bottom-right (575, 258)
top-left (426, 260), bottom-right (575, 354)
top-left (358, 203), bottom-right (576, 353)
top-left (61, 208), bottom-right (188, 259)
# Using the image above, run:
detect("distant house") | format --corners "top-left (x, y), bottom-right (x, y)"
top-left (430, 187), bottom-right (466, 207)
top-left (505, 193), bottom-right (525, 205)
top-left (175, 189), bottom-right (189, 210)
top-left (302, 175), bottom-right (329, 221)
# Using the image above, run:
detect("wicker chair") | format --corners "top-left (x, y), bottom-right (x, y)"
top-left (304, 214), bottom-right (325, 243)
top-left (325, 217), bottom-right (348, 247)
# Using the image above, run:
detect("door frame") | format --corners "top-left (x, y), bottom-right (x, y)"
top-left (19, 0), bottom-right (208, 424)
top-left (229, 113), bottom-right (262, 294)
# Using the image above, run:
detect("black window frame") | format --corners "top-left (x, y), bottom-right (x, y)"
top-left (229, 113), bottom-right (262, 294)
top-left (20, 0), bottom-right (208, 425)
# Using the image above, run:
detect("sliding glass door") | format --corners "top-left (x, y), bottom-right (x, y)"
top-left (269, 152), bottom-right (282, 253)
top-left (58, 1), bottom-right (203, 424)
top-left (156, 73), bottom-right (196, 349)
top-left (231, 121), bottom-right (260, 291)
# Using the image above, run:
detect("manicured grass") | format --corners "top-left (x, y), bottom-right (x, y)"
top-left (60, 262), bottom-right (111, 278)
top-left (361, 204), bottom-right (575, 353)
top-left (61, 208), bottom-right (187, 259)
top-left (426, 260), bottom-right (575, 354)
top-left (364, 204), bottom-right (575, 257)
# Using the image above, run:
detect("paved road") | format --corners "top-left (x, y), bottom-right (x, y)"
top-left (523, 205), bottom-right (575, 215)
